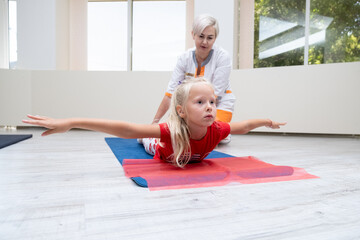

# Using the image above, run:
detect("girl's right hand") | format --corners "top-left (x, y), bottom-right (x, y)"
top-left (23, 114), bottom-right (72, 136)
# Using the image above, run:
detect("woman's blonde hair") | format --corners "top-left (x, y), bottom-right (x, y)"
top-left (166, 77), bottom-right (214, 168)
top-left (192, 14), bottom-right (219, 38)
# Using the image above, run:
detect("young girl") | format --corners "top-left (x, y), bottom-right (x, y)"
top-left (23, 78), bottom-right (286, 168)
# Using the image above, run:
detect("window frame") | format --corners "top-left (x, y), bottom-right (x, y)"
top-left (8, 0), bottom-right (17, 69)
top-left (0, 0), bottom-right (10, 69)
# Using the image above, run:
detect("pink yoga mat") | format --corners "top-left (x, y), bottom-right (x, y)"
top-left (123, 156), bottom-right (318, 191)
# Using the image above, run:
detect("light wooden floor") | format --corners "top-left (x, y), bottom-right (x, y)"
top-left (1, 128), bottom-right (359, 240)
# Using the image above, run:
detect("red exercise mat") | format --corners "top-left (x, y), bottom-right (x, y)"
top-left (123, 156), bottom-right (318, 191)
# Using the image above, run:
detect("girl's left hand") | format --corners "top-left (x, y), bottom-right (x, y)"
top-left (267, 120), bottom-right (287, 129)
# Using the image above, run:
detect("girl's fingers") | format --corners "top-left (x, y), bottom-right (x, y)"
top-left (22, 119), bottom-right (38, 125)
top-left (27, 114), bottom-right (50, 121)
top-left (22, 119), bottom-right (32, 124)
top-left (273, 122), bottom-right (287, 128)
top-left (267, 121), bottom-right (287, 129)
top-left (23, 118), bottom-right (39, 124)
top-left (22, 118), bottom-right (52, 129)
top-left (42, 129), bottom-right (54, 136)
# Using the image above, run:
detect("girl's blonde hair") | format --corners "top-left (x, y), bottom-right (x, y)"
top-left (166, 77), bottom-right (215, 168)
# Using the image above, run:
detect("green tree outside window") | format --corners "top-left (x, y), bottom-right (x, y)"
top-left (254, 0), bottom-right (360, 68)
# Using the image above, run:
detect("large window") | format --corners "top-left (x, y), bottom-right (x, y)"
top-left (88, 2), bottom-right (127, 71)
top-left (254, 0), bottom-right (306, 67)
top-left (132, 1), bottom-right (185, 71)
top-left (88, 0), bottom-right (185, 71)
top-left (309, 0), bottom-right (360, 64)
top-left (253, 0), bottom-right (360, 68)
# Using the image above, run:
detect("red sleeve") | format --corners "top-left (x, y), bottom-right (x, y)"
top-left (215, 121), bottom-right (231, 140)
top-left (159, 123), bottom-right (171, 143)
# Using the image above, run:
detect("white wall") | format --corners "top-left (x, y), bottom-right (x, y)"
top-left (0, 69), bottom-right (170, 125)
top-left (1, 62), bottom-right (359, 135)
top-left (230, 62), bottom-right (360, 134)
top-left (0, 69), bottom-right (32, 123)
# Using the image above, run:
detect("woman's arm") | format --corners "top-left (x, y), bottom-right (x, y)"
top-left (23, 114), bottom-right (161, 138)
top-left (152, 51), bottom-right (187, 124)
top-left (229, 119), bottom-right (286, 135)
top-left (152, 95), bottom-right (171, 124)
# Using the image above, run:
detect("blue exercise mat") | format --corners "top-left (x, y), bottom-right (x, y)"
top-left (0, 134), bottom-right (32, 149)
top-left (105, 137), bottom-right (234, 188)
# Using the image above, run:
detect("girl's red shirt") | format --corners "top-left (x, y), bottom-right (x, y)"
top-left (154, 121), bottom-right (230, 162)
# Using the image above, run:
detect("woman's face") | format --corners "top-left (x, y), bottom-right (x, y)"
top-left (193, 26), bottom-right (216, 58)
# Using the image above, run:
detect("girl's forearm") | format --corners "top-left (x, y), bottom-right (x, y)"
top-left (70, 118), bottom-right (159, 139)
top-left (230, 119), bottom-right (282, 135)
top-left (241, 119), bottom-right (272, 134)
top-left (70, 118), bottom-right (130, 137)
top-left (246, 119), bottom-right (272, 132)
top-left (23, 115), bottom-right (161, 138)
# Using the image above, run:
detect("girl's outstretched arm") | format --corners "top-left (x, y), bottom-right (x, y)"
top-left (23, 114), bottom-right (161, 138)
top-left (229, 119), bottom-right (286, 135)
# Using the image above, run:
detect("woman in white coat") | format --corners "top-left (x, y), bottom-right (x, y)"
top-left (152, 14), bottom-right (235, 143)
